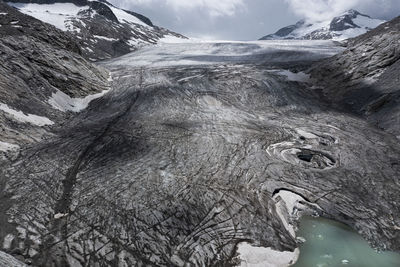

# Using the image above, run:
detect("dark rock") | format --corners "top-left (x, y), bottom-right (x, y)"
top-left (309, 16), bottom-right (400, 137)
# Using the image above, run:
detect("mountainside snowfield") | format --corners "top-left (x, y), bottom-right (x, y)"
top-left (261, 10), bottom-right (385, 41)
top-left (7, 0), bottom-right (186, 60)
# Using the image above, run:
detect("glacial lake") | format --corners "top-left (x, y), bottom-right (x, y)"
top-left (293, 216), bottom-right (400, 267)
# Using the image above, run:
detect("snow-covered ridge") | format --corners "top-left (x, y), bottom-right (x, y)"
top-left (7, 1), bottom-right (148, 30)
top-left (6, 0), bottom-right (186, 60)
top-left (261, 9), bottom-right (385, 41)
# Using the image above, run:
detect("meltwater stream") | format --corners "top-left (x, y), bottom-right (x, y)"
top-left (294, 217), bottom-right (400, 267)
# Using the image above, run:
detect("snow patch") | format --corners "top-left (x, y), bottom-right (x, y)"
top-left (94, 35), bottom-right (118, 42)
top-left (0, 13), bottom-right (7, 15)
top-left (275, 70), bottom-right (310, 82)
top-left (8, 3), bottom-right (89, 31)
top-left (48, 88), bottom-right (110, 112)
top-left (54, 213), bottom-right (68, 219)
top-left (0, 103), bottom-right (54, 126)
top-left (0, 141), bottom-right (20, 152)
top-left (237, 242), bottom-right (299, 267)
top-left (104, 3), bottom-right (149, 27)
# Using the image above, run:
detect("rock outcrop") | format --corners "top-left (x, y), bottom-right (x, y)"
top-left (0, 1), bottom-right (108, 154)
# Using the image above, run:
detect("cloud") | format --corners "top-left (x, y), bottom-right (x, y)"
top-left (285, 0), bottom-right (361, 22)
top-left (285, 0), bottom-right (400, 22)
top-left (113, 0), bottom-right (244, 17)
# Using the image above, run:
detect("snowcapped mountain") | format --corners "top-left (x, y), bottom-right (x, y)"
top-left (260, 10), bottom-right (385, 41)
top-left (6, 0), bottom-right (186, 60)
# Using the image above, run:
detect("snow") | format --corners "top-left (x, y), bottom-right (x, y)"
top-left (94, 35), bottom-right (119, 42)
top-left (104, 3), bottom-right (149, 27)
top-left (0, 13), bottom-right (7, 15)
top-left (48, 88), bottom-right (111, 112)
top-left (54, 213), bottom-right (68, 219)
top-left (159, 35), bottom-right (190, 43)
top-left (0, 141), bottom-right (20, 152)
top-left (7, 3), bottom-right (89, 31)
top-left (270, 12), bottom-right (385, 41)
top-left (353, 15), bottom-right (385, 30)
top-left (237, 242), bottom-right (299, 267)
top-left (0, 103), bottom-right (54, 126)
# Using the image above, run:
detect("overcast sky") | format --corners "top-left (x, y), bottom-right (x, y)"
top-left (109, 0), bottom-right (400, 40)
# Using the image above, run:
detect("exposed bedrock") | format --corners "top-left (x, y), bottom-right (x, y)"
top-left (1, 54), bottom-right (399, 266)
top-left (309, 16), bottom-right (400, 138)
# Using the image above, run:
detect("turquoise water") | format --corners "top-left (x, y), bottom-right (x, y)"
top-left (294, 216), bottom-right (400, 267)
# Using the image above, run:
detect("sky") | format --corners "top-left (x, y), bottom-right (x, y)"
top-left (109, 0), bottom-right (400, 40)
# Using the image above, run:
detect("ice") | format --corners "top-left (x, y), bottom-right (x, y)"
top-left (107, 40), bottom-right (343, 68)
top-left (0, 141), bottom-right (20, 152)
top-left (159, 35), bottom-right (192, 43)
top-left (94, 35), bottom-right (118, 42)
top-left (273, 190), bottom-right (308, 237)
top-left (48, 88), bottom-right (111, 112)
top-left (296, 129), bottom-right (318, 139)
top-left (237, 242), bottom-right (299, 267)
top-left (0, 103), bottom-right (54, 126)
top-left (274, 70), bottom-right (310, 82)
top-left (8, 2), bottom-right (89, 31)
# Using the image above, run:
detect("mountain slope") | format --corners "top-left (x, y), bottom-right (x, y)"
top-left (0, 1), bottom-right (109, 158)
top-left (261, 10), bottom-right (385, 41)
top-left (309, 15), bottom-right (400, 138)
top-left (7, 0), bottom-right (186, 61)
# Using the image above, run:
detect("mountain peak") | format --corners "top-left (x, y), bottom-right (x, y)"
top-left (260, 9), bottom-right (385, 41)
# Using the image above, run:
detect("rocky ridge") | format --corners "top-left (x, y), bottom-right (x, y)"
top-left (7, 0), bottom-right (186, 61)
top-left (0, 1), bottom-right (108, 158)
top-left (261, 10), bottom-right (385, 41)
